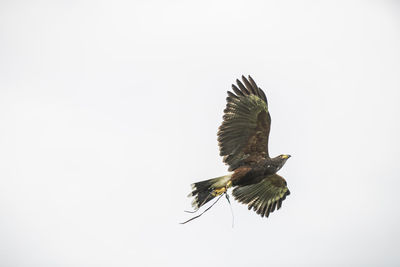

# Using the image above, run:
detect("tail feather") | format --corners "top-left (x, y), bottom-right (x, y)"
top-left (188, 174), bottom-right (232, 210)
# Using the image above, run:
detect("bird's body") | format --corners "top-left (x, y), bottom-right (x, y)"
top-left (186, 76), bottom-right (291, 219)
top-left (231, 156), bottom-right (288, 186)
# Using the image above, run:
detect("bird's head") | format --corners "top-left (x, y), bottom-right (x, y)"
top-left (274, 154), bottom-right (291, 169)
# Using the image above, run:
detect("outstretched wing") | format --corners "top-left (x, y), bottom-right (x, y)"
top-left (232, 174), bottom-right (290, 218)
top-left (218, 75), bottom-right (271, 171)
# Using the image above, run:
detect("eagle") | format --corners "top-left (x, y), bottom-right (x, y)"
top-left (186, 75), bottom-right (291, 219)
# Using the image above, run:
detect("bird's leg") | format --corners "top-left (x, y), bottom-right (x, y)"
top-left (211, 180), bottom-right (232, 196)
top-left (212, 187), bottom-right (227, 196)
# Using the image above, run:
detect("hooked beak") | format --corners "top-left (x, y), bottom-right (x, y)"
top-left (282, 154), bottom-right (291, 159)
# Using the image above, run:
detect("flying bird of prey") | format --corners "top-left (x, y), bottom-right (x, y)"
top-left (184, 75), bottom-right (291, 221)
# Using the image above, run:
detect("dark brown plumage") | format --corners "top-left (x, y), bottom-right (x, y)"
top-left (186, 75), bottom-right (291, 219)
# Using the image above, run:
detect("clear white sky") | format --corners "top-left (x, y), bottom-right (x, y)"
top-left (1, 0), bottom-right (399, 266)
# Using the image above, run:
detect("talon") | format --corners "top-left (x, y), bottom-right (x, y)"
top-left (212, 187), bottom-right (227, 196)
top-left (212, 181), bottom-right (232, 196)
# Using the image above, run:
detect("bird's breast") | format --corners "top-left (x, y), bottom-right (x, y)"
top-left (262, 162), bottom-right (279, 176)
top-left (232, 166), bottom-right (265, 186)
